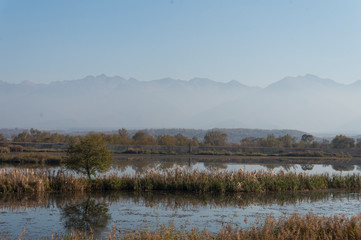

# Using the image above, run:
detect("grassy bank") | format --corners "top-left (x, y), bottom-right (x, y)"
top-left (2, 212), bottom-right (361, 239)
top-left (120, 148), bottom-right (354, 158)
top-left (1, 168), bottom-right (361, 193)
top-left (0, 144), bottom-right (356, 161)
top-left (91, 213), bottom-right (361, 240)
top-left (0, 152), bottom-right (62, 164)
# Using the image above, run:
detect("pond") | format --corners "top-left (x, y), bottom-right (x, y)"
top-left (1, 190), bottom-right (361, 239)
top-left (2, 157), bottom-right (361, 238)
top-left (108, 155), bottom-right (361, 176)
top-left (2, 156), bottom-right (361, 176)
top-left (110, 161), bottom-right (361, 176)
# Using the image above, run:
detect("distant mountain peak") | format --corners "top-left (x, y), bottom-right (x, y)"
top-left (189, 77), bottom-right (215, 84)
top-left (20, 80), bottom-right (36, 86)
top-left (154, 77), bottom-right (181, 82)
top-left (226, 80), bottom-right (245, 88)
top-left (304, 73), bottom-right (319, 79)
top-left (97, 73), bottom-right (107, 78)
top-left (266, 74), bottom-right (340, 90)
top-left (127, 77), bottom-right (139, 82)
top-left (350, 79), bottom-right (361, 86)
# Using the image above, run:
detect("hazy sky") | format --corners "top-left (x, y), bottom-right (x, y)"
top-left (1, 0), bottom-right (361, 87)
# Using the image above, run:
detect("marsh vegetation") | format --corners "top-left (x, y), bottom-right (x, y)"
top-left (2, 130), bottom-right (361, 239)
top-left (2, 191), bottom-right (361, 239)
top-left (2, 167), bottom-right (361, 194)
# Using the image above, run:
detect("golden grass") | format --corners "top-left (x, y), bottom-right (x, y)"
top-left (0, 152), bottom-right (61, 164)
top-left (1, 168), bottom-right (361, 193)
top-left (1, 213), bottom-right (361, 239)
top-left (0, 168), bottom-right (87, 193)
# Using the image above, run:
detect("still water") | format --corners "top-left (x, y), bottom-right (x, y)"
top-left (2, 158), bottom-right (361, 238)
top-left (1, 191), bottom-right (361, 239)
top-left (109, 159), bottom-right (361, 176)
top-left (2, 156), bottom-right (361, 176)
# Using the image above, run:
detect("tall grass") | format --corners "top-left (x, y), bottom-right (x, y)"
top-left (1, 168), bottom-right (361, 193)
top-left (2, 213), bottom-right (361, 239)
top-left (0, 190), bottom-right (345, 212)
top-left (0, 152), bottom-right (61, 164)
top-left (115, 213), bottom-right (361, 240)
top-left (0, 169), bottom-right (87, 193)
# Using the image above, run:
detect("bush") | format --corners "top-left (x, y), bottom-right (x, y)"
top-left (9, 145), bottom-right (24, 152)
top-left (0, 147), bottom-right (10, 153)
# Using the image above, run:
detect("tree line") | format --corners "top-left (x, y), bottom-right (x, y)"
top-left (1, 128), bottom-right (361, 149)
top-left (241, 134), bottom-right (361, 149)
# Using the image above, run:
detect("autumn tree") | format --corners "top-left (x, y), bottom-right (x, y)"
top-left (64, 134), bottom-right (111, 180)
top-left (157, 134), bottom-right (176, 146)
top-left (203, 130), bottom-right (228, 146)
top-left (301, 134), bottom-right (314, 144)
top-left (175, 133), bottom-right (190, 146)
top-left (241, 137), bottom-right (261, 147)
top-left (12, 129), bottom-right (72, 143)
top-left (277, 134), bottom-right (295, 148)
top-left (331, 135), bottom-right (355, 149)
top-left (191, 136), bottom-right (199, 147)
top-left (132, 130), bottom-right (156, 145)
top-left (260, 134), bottom-right (280, 148)
top-left (12, 130), bottom-right (31, 142)
top-left (0, 133), bottom-right (8, 142)
top-left (117, 128), bottom-right (131, 144)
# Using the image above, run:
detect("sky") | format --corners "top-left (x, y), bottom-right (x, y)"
top-left (1, 0), bottom-right (361, 87)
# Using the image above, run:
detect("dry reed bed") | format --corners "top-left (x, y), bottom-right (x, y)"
top-left (1, 168), bottom-right (361, 193)
top-left (0, 191), bottom-right (339, 211)
top-left (2, 213), bottom-right (361, 239)
top-left (0, 152), bottom-right (61, 164)
top-left (106, 213), bottom-right (361, 240)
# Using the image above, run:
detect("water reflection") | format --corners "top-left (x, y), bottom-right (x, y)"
top-left (60, 197), bottom-right (110, 235)
top-left (331, 164), bottom-right (355, 172)
top-left (2, 157), bottom-right (361, 176)
top-left (2, 190), bottom-right (361, 239)
top-left (0, 191), bottom-right (346, 211)
top-left (114, 160), bottom-right (361, 176)
top-left (301, 164), bottom-right (314, 171)
top-left (203, 162), bottom-right (228, 170)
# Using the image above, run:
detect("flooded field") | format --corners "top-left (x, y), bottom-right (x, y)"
top-left (111, 161), bottom-right (361, 176)
top-left (2, 156), bottom-right (361, 238)
top-left (2, 154), bottom-right (361, 176)
top-left (1, 190), bottom-right (361, 239)
top-left (2, 160), bottom-right (361, 176)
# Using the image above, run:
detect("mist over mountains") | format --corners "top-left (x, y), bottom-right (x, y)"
top-left (1, 74), bottom-right (360, 134)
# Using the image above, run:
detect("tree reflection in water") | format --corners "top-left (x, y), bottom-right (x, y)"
top-left (60, 197), bottom-right (110, 235)
top-left (301, 164), bottom-right (314, 171)
top-left (331, 164), bottom-right (355, 172)
top-left (260, 164), bottom-right (296, 172)
top-left (203, 162), bottom-right (228, 171)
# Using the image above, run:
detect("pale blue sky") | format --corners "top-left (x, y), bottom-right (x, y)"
top-left (1, 0), bottom-right (361, 87)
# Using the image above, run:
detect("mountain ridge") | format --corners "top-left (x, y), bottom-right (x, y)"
top-left (1, 74), bottom-right (361, 133)
top-left (1, 74), bottom-right (360, 89)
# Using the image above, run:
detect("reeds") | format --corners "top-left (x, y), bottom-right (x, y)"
top-left (0, 152), bottom-right (61, 164)
top-left (104, 168), bottom-right (361, 193)
top-left (1, 168), bottom-right (361, 193)
top-left (2, 212), bottom-right (361, 239)
top-left (115, 213), bottom-right (361, 240)
top-left (0, 169), bottom-right (87, 193)
top-left (0, 190), bottom-right (344, 212)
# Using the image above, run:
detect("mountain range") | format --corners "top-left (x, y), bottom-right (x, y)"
top-left (1, 74), bottom-right (361, 134)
